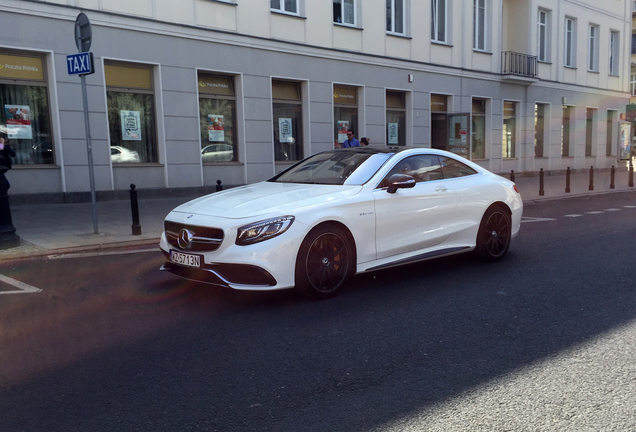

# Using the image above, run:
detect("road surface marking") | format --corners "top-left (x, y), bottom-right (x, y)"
top-left (521, 217), bottom-right (557, 223)
top-left (564, 214), bottom-right (583, 218)
top-left (585, 211), bottom-right (604, 214)
top-left (604, 208), bottom-right (622, 212)
top-left (47, 248), bottom-right (158, 260)
top-left (623, 205), bottom-right (636, 208)
top-left (0, 274), bottom-right (42, 294)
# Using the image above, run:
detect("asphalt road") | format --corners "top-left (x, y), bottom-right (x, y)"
top-left (1, 192), bottom-right (635, 432)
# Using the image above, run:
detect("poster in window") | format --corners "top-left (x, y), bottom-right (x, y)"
top-left (4, 105), bottom-right (33, 139)
top-left (619, 122), bottom-right (631, 161)
top-left (337, 121), bottom-right (349, 143)
top-left (279, 118), bottom-right (293, 143)
top-left (208, 115), bottom-right (225, 142)
top-left (120, 110), bottom-right (141, 141)
top-left (388, 123), bottom-right (398, 144)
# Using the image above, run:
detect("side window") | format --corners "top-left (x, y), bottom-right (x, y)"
top-left (440, 156), bottom-right (478, 178)
top-left (379, 155), bottom-right (444, 187)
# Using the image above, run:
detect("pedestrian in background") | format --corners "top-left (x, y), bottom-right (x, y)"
top-left (360, 137), bottom-right (369, 146)
top-left (342, 130), bottom-right (360, 147)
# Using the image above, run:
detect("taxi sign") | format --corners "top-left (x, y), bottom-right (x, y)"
top-left (66, 52), bottom-right (94, 76)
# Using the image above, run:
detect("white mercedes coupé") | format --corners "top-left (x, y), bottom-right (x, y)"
top-left (160, 147), bottom-right (523, 299)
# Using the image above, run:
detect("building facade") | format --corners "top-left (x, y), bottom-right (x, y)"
top-left (0, 0), bottom-right (632, 199)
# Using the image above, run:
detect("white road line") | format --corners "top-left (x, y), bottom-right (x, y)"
top-left (521, 217), bottom-right (557, 223)
top-left (0, 274), bottom-right (42, 294)
top-left (623, 205), bottom-right (636, 208)
top-left (564, 214), bottom-right (583, 218)
top-left (46, 248), bottom-right (158, 260)
top-left (604, 208), bottom-right (622, 212)
top-left (585, 211), bottom-right (604, 214)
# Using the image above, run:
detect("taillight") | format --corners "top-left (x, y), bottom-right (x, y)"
top-left (513, 185), bottom-right (520, 193)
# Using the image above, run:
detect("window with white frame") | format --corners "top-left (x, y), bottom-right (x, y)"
top-left (270, 0), bottom-right (298, 15)
top-left (473, 0), bottom-right (486, 51)
top-left (632, 33), bottom-right (636, 55)
top-left (609, 31), bottom-right (620, 76)
top-left (565, 18), bottom-right (576, 67)
top-left (538, 9), bottom-right (550, 62)
top-left (588, 24), bottom-right (599, 72)
top-left (633, 0), bottom-right (636, 11)
top-left (631, 74), bottom-right (636, 96)
top-left (333, 0), bottom-right (355, 25)
top-left (386, 0), bottom-right (404, 35)
top-left (431, 0), bottom-right (447, 43)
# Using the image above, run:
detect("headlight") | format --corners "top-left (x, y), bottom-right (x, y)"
top-left (236, 216), bottom-right (295, 246)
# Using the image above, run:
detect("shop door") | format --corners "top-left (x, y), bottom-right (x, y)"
top-left (447, 114), bottom-right (470, 158)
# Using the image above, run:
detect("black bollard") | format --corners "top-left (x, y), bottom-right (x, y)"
top-left (216, 179), bottom-right (223, 192)
top-left (510, 170), bottom-right (515, 182)
top-left (565, 167), bottom-right (571, 193)
top-left (130, 183), bottom-right (141, 235)
top-left (588, 166), bottom-right (594, 191)
top-left (610, 166), bottom-right (615, 189)
top-left (629, 161), bottom-right (634, 188)
top-left (0, 169), bottom-right (20, 249)
top-left (539, 168), bottom-right (544, 196)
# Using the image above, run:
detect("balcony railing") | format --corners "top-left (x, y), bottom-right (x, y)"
top-left (501, 51), bottom-right (537, 78)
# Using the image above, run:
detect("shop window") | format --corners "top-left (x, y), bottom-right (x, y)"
top-left (606, 110), bottom-right (615, 156)
top-left (105, 62), bottom-right (157, 164)
top-left (503, 101), bottom-right (516, 158)
top-left (272, 80), bottom-right (303, 161)
top-left (0, 51), bottom-right (53, 165)
top-left (334, 85), bottom-right (358, 146)
top-left (471, 98), bottom-right (485, 159)
top-left (585, 108), bottom-right (596, 156)
top-left (386, 91), bottom-right (406, 146)
top-left (562, 106), bottom-right (573, 157)
top-left (535, 103), bottom-right (546, 157)
top-left (198, 73), bottom-right (238, 163)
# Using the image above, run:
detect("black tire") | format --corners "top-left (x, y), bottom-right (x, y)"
top-left (475, 206), bottom-right (511, 262)
top-left (295, 225), bottom-right (353, 299)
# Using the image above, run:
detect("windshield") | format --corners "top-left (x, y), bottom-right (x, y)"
top-left (270, 150), bottom-right (392, 185)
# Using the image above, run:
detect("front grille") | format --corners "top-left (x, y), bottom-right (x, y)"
top-left (164, 221), bottom-right (224, 252)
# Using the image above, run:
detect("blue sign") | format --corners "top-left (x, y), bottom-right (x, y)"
top-left (66, 52), bottom-right (94, 76)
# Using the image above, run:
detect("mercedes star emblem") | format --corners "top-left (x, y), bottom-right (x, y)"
top-left (177, 228), bottom-right (194, 249)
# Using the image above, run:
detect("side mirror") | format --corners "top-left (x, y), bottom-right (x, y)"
top-left (386, 173), bottom-right (415, 194)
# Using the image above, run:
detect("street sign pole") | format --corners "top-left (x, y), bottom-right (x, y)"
top-left (74, 13), bottom-right (98, 234)
top-left (80, 72), bottom-right (98, 234)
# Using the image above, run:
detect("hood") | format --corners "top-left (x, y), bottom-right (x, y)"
top-left (171, 182), bottom-right (362, 218)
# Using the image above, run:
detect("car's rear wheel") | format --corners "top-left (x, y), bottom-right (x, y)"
top-left (475, 206), bottom-right (511, 262)
top-left (295, 225), bottom-right (353, 299)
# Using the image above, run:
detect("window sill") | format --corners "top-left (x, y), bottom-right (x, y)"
top-left (113, 163), bottom-right (165, 167)
top-left (13, 164), bottom-right (60, 170)
top-left (587, 70), bottom-right (600, 74)
top-left (564, 65), bottom-right (577, 70)
top-left (270, 10), bottom-right (306, 19)
top-left (473, 49), bottom-right (493, 55)
top-left (431, 41), bottom-right (453, 47)
top-left (386, 32), bottom-right (411, 40)
top-left (334, 22), bottom-right (363, 31)
top-left (538, 60), bottom-right (552, 65)
top-left (203, 161), bottom-right (242, 166)
top-left (204, 0), bottom-right (237, 5)
top-left (503, 157), bottom-right (518, 160)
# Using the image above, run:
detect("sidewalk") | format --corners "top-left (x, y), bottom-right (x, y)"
top-left (0, 167), bottom-right (634, 260)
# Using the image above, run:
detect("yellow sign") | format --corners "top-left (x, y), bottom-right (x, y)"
top-left (198, 74), bottom-right (234, 96)
top-left (105, 64), bottom-right (152, 89)
top-left (0, 54), bottom-right (44, 81)
top-left (333, 86), bottom-right (357, 105)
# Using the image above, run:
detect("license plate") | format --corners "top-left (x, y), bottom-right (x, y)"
top-left (170, 250), bottom-right (201, 268)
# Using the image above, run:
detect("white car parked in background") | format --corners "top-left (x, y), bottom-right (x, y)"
top-left (160, 147), bottom-right (523, 299)
top-left (110, 146), bottom-right (140, 163)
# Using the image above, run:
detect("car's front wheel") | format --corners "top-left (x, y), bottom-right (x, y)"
top-left (475, 206), bottom-right (511, 262)
top-left (295, 225), bottom-right (353, 299)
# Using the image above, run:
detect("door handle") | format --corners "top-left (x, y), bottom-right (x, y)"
top-left (435, 186), bottom-right (447, 192)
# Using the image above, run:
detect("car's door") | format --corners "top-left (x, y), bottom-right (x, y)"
top-left (373, 154), bottom-right (458, 259)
